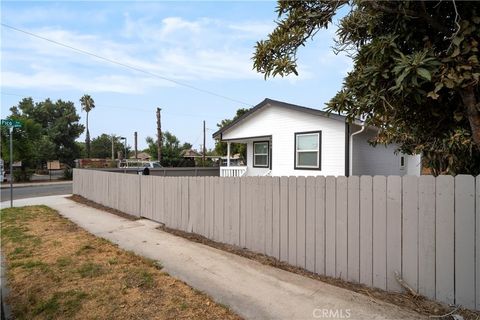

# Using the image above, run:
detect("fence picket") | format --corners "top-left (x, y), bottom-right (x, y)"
top-left (305, 176), bottom-right (316, 273)
top-left (231, 178), bottom-right (240, 246)
top-left (265, 177), bottom-right (273, 256)
top-left (476, 175), bottom-right (480, 310)
top-left (240, 177), bottom-right (246, 248)
top-left (418, 176), bottom-right (436, 300)
top-left (214, 177), bottom-right (224, 242)
top-left (373, 176), bottom-right (387, 290)
top-left (181, 177), bottom-right (189, 232)
top-left (272, 177), bottom-right (281, 260)
top-left (455, 175), bottom-right (476, 308)
top-left (402, 176), bottom-right (418, 292)
top-left (288, 176), bottom-right (297, 265)
top-left (336, 176), bottom-right (348, 280)
top-left (359, 176), bottom-right (373, 286)
top-left (315, 176), bottom-right (326, 275)
top-left (436, 175), bottom-right (455, 305)
top-left (296, 176), bottom-right (306, 269)
top-left (325, 176), bottom-right (336, 277)
top-left (224, 178), bottom-right (232, 244)
top-left (386, 176), bottom-right (402, 292)
top-left (280, 177), bottom-right (289, 262)
top-left (347, 176), bottom-right (360, 283)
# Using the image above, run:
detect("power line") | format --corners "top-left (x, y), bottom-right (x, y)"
top-left (0, 91), bottom-right (225, 120)
top-left (1, 23), bottom-right (255, 107)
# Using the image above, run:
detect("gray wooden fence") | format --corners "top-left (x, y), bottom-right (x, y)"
top-left (73, 169), bottom-right (480, 310)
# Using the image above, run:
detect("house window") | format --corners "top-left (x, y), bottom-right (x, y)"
top-left (253, 141), bottom-right (269, 167)
top-left (295, 131), bottom-right (321, 170)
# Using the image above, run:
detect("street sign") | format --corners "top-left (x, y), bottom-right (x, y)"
top-left (1, 119), bottom-right (22, 128)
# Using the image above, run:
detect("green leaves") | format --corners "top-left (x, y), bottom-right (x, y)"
top-left (417, 68), bottom-right (431, 81)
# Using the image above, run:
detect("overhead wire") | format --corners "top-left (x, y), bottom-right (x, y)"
top-left (1, 23), bottom-right (255, 108)
top-left (0, 91), bottom-right (224, 121)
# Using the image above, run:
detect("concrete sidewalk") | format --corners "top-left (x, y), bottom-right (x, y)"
top-left (1, 196), bottom-right (426, 320)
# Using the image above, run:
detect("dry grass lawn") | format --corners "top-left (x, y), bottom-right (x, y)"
top-left (0, 205), bottom-right (241, 320)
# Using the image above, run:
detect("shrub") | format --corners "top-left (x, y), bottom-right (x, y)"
top-left (13, 169), bottom-right (34, 182)
top-left (62, 168), bottom-right (73, 180)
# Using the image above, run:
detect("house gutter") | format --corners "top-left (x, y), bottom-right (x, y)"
top-left (348, 123), bottom-right (366, 176)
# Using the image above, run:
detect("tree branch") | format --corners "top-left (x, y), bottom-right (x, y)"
top-left (370, 2), bottom-right (450, 33)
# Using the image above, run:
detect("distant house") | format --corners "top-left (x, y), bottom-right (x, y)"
top-left (213, 98), bottom-right (421, 177)
top-left (135, 152), bottom-right (151, 161)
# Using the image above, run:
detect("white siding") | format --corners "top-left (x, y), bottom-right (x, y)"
top-left (222, 103), bottom-right (346, 176)
top-left (351, 127), bottom-right (420, 176)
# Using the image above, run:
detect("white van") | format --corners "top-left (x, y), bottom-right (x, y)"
top-left (119, 160), bottom-right (162, 168)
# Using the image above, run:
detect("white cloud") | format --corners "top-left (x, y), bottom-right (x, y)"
top-left (1, 14), bottom-right (309, 94)
top-left (318, 51), bottom-right (353, 76)
top-left (1, 70), bottom-right (174, 94)
top-left (228, 21), bottom-right (275, 37)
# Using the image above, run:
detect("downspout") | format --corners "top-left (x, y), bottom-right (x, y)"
top-left (349, 123), bottom-right (366, 176)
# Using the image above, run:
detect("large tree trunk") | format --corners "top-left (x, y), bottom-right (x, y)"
top-left (460, 86), bottom-right (480, 150)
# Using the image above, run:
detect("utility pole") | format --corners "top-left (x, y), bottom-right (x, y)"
top-left (156, 108), bottom-right (162, 163)
top-left (203, 120), bottom-right (206, 166)
top-left (134, 131), bottom-right (138, 159)
top-left (111, 134), bottom-right (115, 160)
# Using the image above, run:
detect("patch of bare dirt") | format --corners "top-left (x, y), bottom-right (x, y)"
top-left (0, 205), bottom-right (240, 320)
top-left (68, 195), bottom-right (139, 221)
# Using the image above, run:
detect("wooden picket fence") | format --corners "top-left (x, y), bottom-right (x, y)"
top-left (73, 169), bottom-right (480, 310)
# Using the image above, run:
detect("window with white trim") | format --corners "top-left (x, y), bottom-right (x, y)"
top-left (295, 131), bottom-right (321, 169)
top-left (253, 141), bottom-right (269, 167)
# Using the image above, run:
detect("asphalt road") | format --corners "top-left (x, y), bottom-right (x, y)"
top-left (1, 183), bottom-right (72, 201)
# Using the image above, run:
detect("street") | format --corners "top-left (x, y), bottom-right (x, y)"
top-left (1, 183), bottom-right (72, 201)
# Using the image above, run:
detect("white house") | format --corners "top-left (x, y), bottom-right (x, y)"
top-left (213, 98), bottom-right (422, 177)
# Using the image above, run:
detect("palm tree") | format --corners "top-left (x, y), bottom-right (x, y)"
top-left (80, 94), bottom-right (95, 158)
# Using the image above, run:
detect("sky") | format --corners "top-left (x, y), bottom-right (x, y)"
top-left (1, 1), bottom-right (352, 151)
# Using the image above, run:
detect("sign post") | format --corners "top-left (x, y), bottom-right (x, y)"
top-left (9, 127), bottom-right (13, 207)
top-left (1, 119), bottom-right (22, 207)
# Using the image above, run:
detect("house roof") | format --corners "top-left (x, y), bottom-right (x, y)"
top-left (212, 98), bottom-right (347, 139)
top-left (181, 149), bottom-right (202, 158)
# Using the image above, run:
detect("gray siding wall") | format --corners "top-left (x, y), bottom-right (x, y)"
top-left (74, 169), bottom-right (480, 310)
top-left (351, 127), bottom-right (412, 176)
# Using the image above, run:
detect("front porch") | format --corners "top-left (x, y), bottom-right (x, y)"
top-left (219, 138), bottom-right (272, 177)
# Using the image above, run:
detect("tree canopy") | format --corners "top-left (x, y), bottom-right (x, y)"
top-left (215, 108), bottom-right (250, 159)
top-left (145, 132), bottom-right (193, 167)
top-left (253, 0), bottom-right (480, 175)
top-left (90, 134), bottom-right (126, 159)
top-left (1, 98), bottom-right (84, 169)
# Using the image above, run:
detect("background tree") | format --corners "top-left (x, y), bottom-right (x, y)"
top-left (0, 116), bottom-right (42, 180)
top-left (253, 0), bottom-right (480, 175)
top-left (90, 134), bottom-right (125, 159)
top-left (215, 108), bottom-right (250, 160)
top-left (5, 97), bottom-right (84, 168)
top-left (80, 94), bottom-right (95, 158)
top-left (145, 132), bottom-right (192, 167)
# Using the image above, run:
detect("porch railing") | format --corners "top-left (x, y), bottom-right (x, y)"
top-left (220, 166), bottom-right (247, 177)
